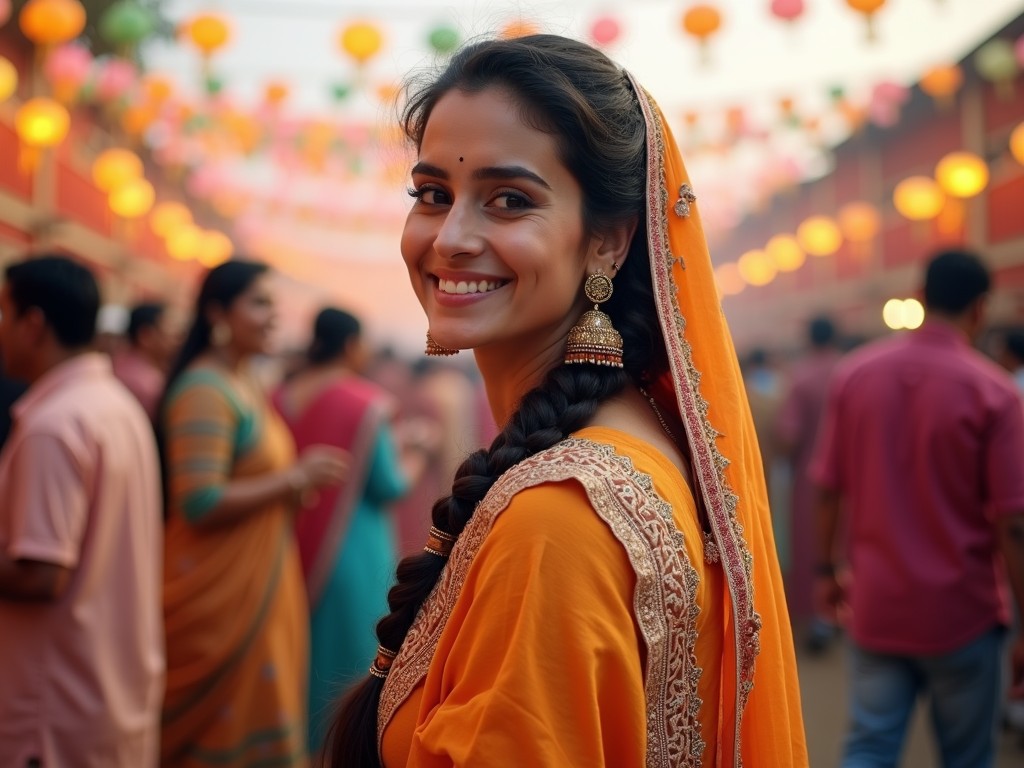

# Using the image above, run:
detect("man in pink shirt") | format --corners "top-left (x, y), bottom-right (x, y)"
top-left (0, 255), bottom-right (164, 767)
top-left (112, 301), bottom-right (177, 422)
top-left (813, 250), bottom-right (1024, 768)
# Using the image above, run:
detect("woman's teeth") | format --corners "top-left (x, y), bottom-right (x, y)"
top-left (438, 279), bottom-right (503, 295)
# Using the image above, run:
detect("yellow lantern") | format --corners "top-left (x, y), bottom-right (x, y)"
top-left (737, 248), bottom-right (777, 287)
top-left (92, 148), bottom-right (143, 192)
top-left (838, 201), bottom-right (881, 242)
top-left (185, 13), bottom-right (231, 57)
top-left (1011, 122), bottom-right (1024, 165)
top-left (15, 97), bottom-right (70, 147)
top-left (339, 22), bottom-right (383, 65)
top-left (109, 177), bottom-right (155, 218)
top-left (796, 215), bottom-right (842, 256)
top-left (150, 201), bottom-right (192, 238)
top-left (934, 151), bottom-right (989, 199)
top-left (0, 56), bottom-right (17, 103)
top-left (845, 0), bottom-right (886, 42)
top-left (919, 65), bottom-right (963, 109)
top-left (167, 224), bottom-right (202, 261)
top-left (765, 234), bottom-right (805, 272)
top-left (714, 262), bottom-right (745, 297)
top-left (19, 0), bottom-right (86, 47)
top-left (197, 230), bottom-right (233, 267)
top-left (893, 176), bottom-right (944, 221)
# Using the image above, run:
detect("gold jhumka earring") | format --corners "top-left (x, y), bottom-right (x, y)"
top-left (564, 270), bottom-right (624, 368)
top-left (425, 330), bottom-right (459, 357)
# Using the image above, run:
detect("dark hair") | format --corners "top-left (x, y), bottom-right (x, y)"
top-left (308, 308), bottom-right (361, 365)
top-left (162, 260), bottom-right (268, 392)
top-left (4, 255), bottom-right (99, 348)
top-left (327, 34), bottom-right (662, 766)
top-left (808, 316), bottom-right (836, 348)
top-left (923, 249), bottom-right (990, 315)
top-left (127, 302), bottom-right (166, 346)
top-left (1005, 329), bottom-right (1024, 365)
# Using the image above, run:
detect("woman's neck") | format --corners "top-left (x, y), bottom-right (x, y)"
top-left (474, 340), bottom-right (566, 427)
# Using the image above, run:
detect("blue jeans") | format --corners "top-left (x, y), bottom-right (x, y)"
top-left (842, 626), bottom-right (1006, 768)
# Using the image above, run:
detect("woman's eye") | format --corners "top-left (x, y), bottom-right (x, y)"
top-left (408, 186), bottom-right (450, 205)
top-left (492, 192), bottom-right (533, 210)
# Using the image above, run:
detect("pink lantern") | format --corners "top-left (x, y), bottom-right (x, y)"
top-left (43, 42), bottom-right (92, 102)
top-left (872, 80), bottom-right (910, 106)
top-left (589, 15), bottom-right (621, 46)
top-left (96, 58), bottom-right (137, 102)
top-left (770, 0), bottom-right (804, 23)
top-left (0, 0), bottom-right (11, 27)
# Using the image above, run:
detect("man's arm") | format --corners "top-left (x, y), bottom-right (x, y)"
top-left (997, 513), bottom-right (1024, 697)
top-left (814, 487), bottom-right (844, 621)
top-left (0, 552), bottom-right (71, 601)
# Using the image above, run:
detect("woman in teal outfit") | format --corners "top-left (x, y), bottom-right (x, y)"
top-left (273, 308), bottom-right (433, 753)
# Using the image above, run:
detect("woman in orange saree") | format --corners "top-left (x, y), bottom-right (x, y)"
top-left (160, 262), bottom-right (347, 767)
top-left (328, 35), bottom-right (808, 767)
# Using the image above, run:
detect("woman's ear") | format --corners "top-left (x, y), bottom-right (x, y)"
top-left (587, 216), bottom-right (639, 274)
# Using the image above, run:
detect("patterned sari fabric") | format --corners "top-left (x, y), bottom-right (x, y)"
top-left (161, 367), bottom-right (309, 768)
top-left (377, 78), bottom-right (808, 767)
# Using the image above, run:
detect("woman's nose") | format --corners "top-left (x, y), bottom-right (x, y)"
top-left (432, 201), bottom-right (483, 259)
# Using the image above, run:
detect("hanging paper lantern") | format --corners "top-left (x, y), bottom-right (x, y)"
top-left (95, 58), bottom-right (137, 102)
top-left (185, 13), bottom-right (231, 57)
top-left (151, 201), bottom-right (192, 238)
top-left (682, 4), bottom-right (722, 64)
top-left (197, 230), bottom-right (234, 267)
top-left (1016, 34), bottom-right (1024, 67)
top-left (92, 148), bottom-right (143, 192)
top-left (0, 56), bottom-right (18, 103)
top-left (1011, 122), bottom-right (1024, 165)
top-left (796, 216), bottom-right (842, 256)
top-left (737, 249), bottom-right (777, 287)
top-left (765, 234), bottom-right (805, 272)
top-left (330, 82), bottom-right (352, 103)
top-left (770, 0), bottom-right (805, 23)
top-left (934, 151), bottom-right (989, 199)
top-left (99, 0), bottom-right (156, 48)
top-left (43, 42), bottom-right (91, 103)
top-left (121, 105), bottom-right (155, 138)
top-left (893, 176), bottom-right (944, 221)
top-left (919, 64), bottom-right (963, 109)
top-left (109, 177), bottom-right (154, 218)
top-left (838, 202), bottom-right (881, 242)
top-left (975, 39), bottom-right (1019, 99)
top-left (264, 81), bottom-right (289, 107)
top-left (167, 224), bottom-right (202, 261)
top-left (0, 0), bottom-right (11, 27)
top-left (590, 15), bottom-right (621, 47)
top-left (142, 74), bottom-right (174, 105)
top-left (428, 25), bottom-right (459, 54)
top-left (499, 20), bottom-right (540, 39)
top-left (19, 0), bottom-right (86, 47)
top-left (15, 97), bottom-right (70, 147)
top-left (339, 21), bottom-right (383, 65)
top-left (714, 263), bottom-right (745, 297)
top-left (845, 0), bottom-right (886, 42)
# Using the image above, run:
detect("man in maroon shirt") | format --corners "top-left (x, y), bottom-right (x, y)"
top-left (813, 250), bottom-right (1024, 767)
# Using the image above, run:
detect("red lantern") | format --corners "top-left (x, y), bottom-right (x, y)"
top-left (589, 16), bottom-right (621, 47)
top-left (769, 0), bottom-right (804, 24)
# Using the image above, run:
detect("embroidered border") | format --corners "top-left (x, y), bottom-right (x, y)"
top-left (627, 73), bottom-right (762, 766)
top-left (378, 439), bottom-right (705, 767)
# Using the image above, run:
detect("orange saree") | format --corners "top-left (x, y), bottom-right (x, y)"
top-left (161, 367), bottom-right (309, 767)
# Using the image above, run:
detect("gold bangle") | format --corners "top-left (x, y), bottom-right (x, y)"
top-left (423, 525), bottom-right (456, 557)
top-left (369, 645), bottom-right (398, 679)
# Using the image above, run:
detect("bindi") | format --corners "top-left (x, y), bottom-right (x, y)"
top-left (459, 157), bottom-right (464, 162)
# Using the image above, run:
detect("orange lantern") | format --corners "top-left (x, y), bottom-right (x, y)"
top-left (714, 262), bottom-right (745, 296)
top-left (682, 4), bottom-right (722, 63)
top-left (109, 177), bottom-right (154, 218)
top-left (264, 81), bottom-right (289, 106)
top-left (737, 248), bottom-right (777, 286)
top-left (15, 97), bottom-right (70, 170)
top-left (167, 224), bottom-right (202, 261)
top-left (1010, 122), bottom-right (1024, 165)
top-left (919, 65), bottom-right (963, 109)
top-left (92, 148), bottom-right (143, 192)
top-left (121, 105), bottom-right (156, 138)
top-left (197, 230), bottom-right (233, 267)
top-left (0, 56), bottom-right (17, 104)
top-left (19, 0), bottom-right (86, 47)
top-left (893, 176), bottom-right (944, 221)
top-left (838, 201), bottom-right (881, 242)
top-left (143, 74), bottom-right (174, 105)
top-left (339, 21), bottom-right (383, 65)
top-left (765, 234), bottom-right (805, 272)
top-left (845, 0), bottom-right (887, 42)
top-left (796, 216), bottom-right (842, 256)
top-left (185, 13), bottom-right (231, 58)
top-left (499, 20), bottom-right (540, 39)
top-left (150, 201), bottom-right (192, 238)
top-left (934, 151), bottom-right (989, 199)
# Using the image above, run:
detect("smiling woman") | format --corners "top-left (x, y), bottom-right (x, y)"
top-left (327, 34), bottom-right (808, 768)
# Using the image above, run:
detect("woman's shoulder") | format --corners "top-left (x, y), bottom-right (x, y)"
top-left (166, 364), bottom-right (246, 413)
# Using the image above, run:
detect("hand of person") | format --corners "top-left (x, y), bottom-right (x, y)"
top-left (394, 416), bottom-right (442, 456)
top-left (294, 445), bottom-right (349, 490)
top-left (1010, 632), bottom-right (1024, 699)
top-left (813, 568), bottom-right (845, 625)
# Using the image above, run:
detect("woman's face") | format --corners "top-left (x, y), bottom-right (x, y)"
top-left (217, 273), bottom-right (277, 357)
top-left (401, 87), bottom-right (601, 362)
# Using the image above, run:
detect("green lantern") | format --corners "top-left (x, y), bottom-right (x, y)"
top-left (99, 0), bottom-right (157, 47)
top-left (428, 25), bottom-right (459, 55)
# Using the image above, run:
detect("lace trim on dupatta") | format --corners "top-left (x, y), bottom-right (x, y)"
top-left (626, 73), bottom-right (762, 767)
top-left (377, 439), bottom-right (705, 767)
